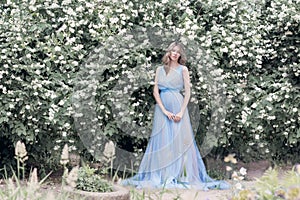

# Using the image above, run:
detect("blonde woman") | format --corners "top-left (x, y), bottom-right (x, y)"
top-left (122, 42), bottom-right (230, 190)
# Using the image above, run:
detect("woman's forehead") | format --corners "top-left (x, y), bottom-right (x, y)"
top-left (172, 46), bottom-right (181, 51)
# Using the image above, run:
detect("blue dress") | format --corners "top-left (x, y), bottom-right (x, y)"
top-left (122, 65), bottom-right (230, 190)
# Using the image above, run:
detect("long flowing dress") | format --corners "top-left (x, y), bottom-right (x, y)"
top-left (122, 65), bottom-right (230, 190)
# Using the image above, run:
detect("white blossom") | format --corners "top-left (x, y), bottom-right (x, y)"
top-left (226, 166), bottom-right (233, 171)
top-left (100, 105), bottom-right (105, 110)
top-left (66, 166), bottom-right (79, 188)
top-left (54, 46), bottom-right (61, 52)
top-left (65, 7), bottom-right (76, 16)
top-left (60, 144), bottom-right (69, 165)
top-left (15, 141), bottom-right (28, 163)
top-left (235, 182), bottom-right (243, 190)
top-left (186, 8), bottom-right (193, 16)
top-left (103, 141), bottom-right (115, 159)
top-left (224, 154), bottom-right (237, 164)
top-left (28, 168), bottom-right (39, 189)
top-left (62, 0), bottom-right (71, 5)
top-left (239, 167), bottom-right (247, 176)
top-left (251, 103), bottom-right (257, 108)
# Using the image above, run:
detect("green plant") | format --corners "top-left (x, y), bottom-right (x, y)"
top-left (231, 166), bottom-right (300, 200)
top-left (207, 168), bottom-right (227, 180)
top-left (0, 140), bottom-right (82, 200)
top-left (76, 165), bottom-right (113, 193)
top-left (14, 141), bottom-right (28, 180)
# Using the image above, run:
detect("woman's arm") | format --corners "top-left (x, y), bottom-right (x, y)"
top-left (174, 66), bottom-right (191, 122)
top-left (153, 67), bottom-right (175, 120)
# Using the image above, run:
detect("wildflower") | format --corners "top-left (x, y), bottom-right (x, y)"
top-left (226, 166), bottom-right (233, 171)
top-left (235, 182), bottom-right (242, 190)
top-left (232, 171), bottom-right (239, 180)
top-left (232, 171), bottom-right (244, 181)
top-left (224, 154), bottom-right (237, 164)
top-left (29, 168), bottom-right (38, 185)
top-left (60, 144), bottom-right (69, 165)
top-left (103, 141), bottom-right (115, 159)
top-left (15, 141), bottom-right (28, 163)
top-left (239, 167), bottom-right (247, 176)
top-left (286, 187), bottom-right (300, 200)
top-left (66, 166), bottom-right (79, 188)
top-left (28, 168), bottom-right (39, 190)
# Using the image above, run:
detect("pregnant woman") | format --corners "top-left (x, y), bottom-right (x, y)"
top-left (122, 41), bottom-right (230, 190)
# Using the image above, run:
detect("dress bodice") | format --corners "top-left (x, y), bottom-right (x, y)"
top-left (157, 65), bottom-right (184, 92)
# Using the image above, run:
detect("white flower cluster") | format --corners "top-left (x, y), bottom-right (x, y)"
top-left (0, 0), bottom-right (299, 167)
top-left (15, 141), bottom-right (28, 163)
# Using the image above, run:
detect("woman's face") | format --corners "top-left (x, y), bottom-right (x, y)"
top-left (169, 46), bottom-right (181, 62)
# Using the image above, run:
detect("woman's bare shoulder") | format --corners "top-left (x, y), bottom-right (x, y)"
top-left (181, 65), bottom-right (189, 72)
top-left (156, 66), bottom-right (164, 72)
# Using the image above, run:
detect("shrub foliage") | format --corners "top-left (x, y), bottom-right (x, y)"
top-left (0, 0), bottom-right (299, 171)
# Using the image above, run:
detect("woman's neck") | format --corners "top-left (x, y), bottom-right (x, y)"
top-left (169, 61), bottom-right (179, 68)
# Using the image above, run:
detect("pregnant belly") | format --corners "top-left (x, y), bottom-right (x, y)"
top-left (160, 91), bottom-right (183, 113)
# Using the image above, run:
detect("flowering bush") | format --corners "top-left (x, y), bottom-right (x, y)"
top-left (0, 0), bottom-right (104, 169)
top-left (218, 0), bottom-right (300, 162)
top-left (0, 0), bottom-right (299, 171)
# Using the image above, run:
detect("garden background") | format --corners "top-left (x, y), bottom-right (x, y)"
top-left (0, 0), bottom-right (299, 176)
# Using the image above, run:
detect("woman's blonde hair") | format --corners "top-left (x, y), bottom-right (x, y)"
top-left (162, 41), bottom-right (187, 66)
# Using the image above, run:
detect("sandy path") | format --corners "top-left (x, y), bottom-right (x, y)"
top-left (131, 160), bottom-right (293, 200)
top-left (131, 160), bottom-right (275, 200)
top-left (132, 181), bottom-right (255, 200)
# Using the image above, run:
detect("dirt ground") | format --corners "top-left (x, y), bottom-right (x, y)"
top-left (133, 180), bottom-right (257, 200)
top-left (0, 160), bottom-right (293, 200)
top-left (132, 160), bottom-right (293, 200)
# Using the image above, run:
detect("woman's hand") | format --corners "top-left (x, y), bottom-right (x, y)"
top-left (163, 109), bottom-right (175, 120)
top-left (174, 111), bottom-right (183, 122)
